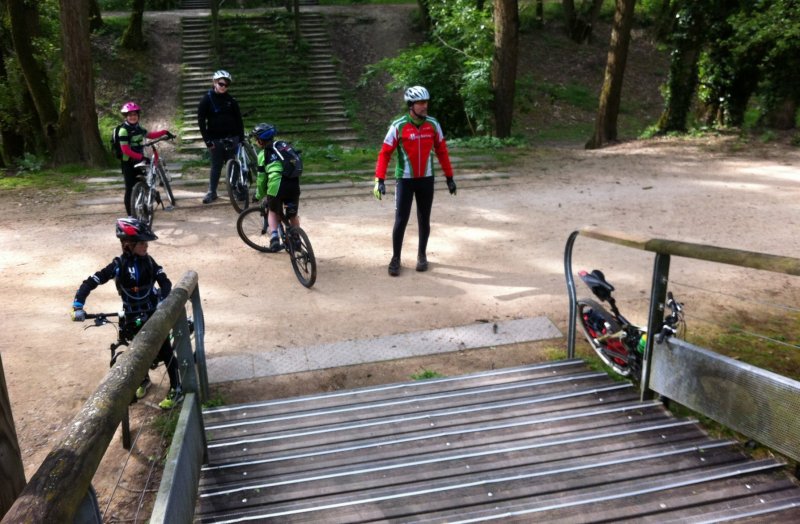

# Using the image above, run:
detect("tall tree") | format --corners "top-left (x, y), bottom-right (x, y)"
top-left (655, 2), bottom-right (706, 133)
top-left (88, 0), bottom-right (103, 32)
top-left (120, 0), bottom-right (146, 50)
top-left (585, 0), bottom-right (637, 149)
top-left (6, 0), bottom-right (59, 152)
top-left (492, 0), bottom-right (519, 137)
top-left (53, 0), bottom-right (106, 165)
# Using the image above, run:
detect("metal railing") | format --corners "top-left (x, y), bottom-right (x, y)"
top-left (564, 226), bottom-right (800, 463)
top-left (1, 271), bottom-right (207, 523)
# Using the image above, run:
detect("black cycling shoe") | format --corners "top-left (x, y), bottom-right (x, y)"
top-left (202, 192), bottom-right (218, 204)
top-left (388, 256), bottom-right (400, 276)
top-left (416, 255), bottom-right (428, 272)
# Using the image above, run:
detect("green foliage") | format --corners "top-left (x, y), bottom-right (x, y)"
top-left (99, 0), bottom-right (181, 9)
top-left (410, 369), bottom-right (444, 380)
top-left (15, 153), bottom-right (45, 173)
top-left (364, 0), bottom-right (494, 137)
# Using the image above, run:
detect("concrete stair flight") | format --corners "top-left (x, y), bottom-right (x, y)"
top-left (179, 9), bottom-right (358, 155)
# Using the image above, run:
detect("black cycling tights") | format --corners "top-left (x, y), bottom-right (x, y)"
top-left (393, 176), bottom-right (435, 259)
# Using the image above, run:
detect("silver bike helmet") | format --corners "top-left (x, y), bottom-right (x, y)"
top-left (212, 70), bottom-right (233, 83)
top-left (404, 85), bottom-right (430, 104)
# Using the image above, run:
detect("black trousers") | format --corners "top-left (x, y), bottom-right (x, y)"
top-left (393, 176), bottom-right (435, 259)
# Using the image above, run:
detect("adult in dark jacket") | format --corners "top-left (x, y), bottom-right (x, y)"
top-left (196, 70), bottom-right (245, 204)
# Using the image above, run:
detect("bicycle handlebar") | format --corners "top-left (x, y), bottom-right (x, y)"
top-left (83, 312), bottom-right (121, 327)
top-left (143, 134), bottom-right (175, 148)
top-left (656, 291), bottom-right (684, 344)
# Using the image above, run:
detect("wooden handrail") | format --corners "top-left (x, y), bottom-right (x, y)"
top-left (1, 271), bottom-right (198, 523)
top-left (580, 226), bottom-right (800, 275)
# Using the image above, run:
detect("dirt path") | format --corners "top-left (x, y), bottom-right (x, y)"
top-left (3, 137), bottom-right (800, 489)
top-left (3, 6), bottom-right (800, 519)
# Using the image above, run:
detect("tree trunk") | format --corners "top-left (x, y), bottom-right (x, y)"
top-left (88, 0), bottom-right (103, 32)
top-left (656, 3), bottom-right (706, 134)
top-left (585, 0), bottom-right (637, 149)
top-left (0, 32), bottom-right (25, 165)
top-left (563, 0), bottom-right (605, 43)
top-left (120, 0), bottom-right (146, 50)
top-left (417, 0), bottom-right (432, 32)
top-left (292, 0), bottom-right (300, 44)
top-left (6, 0), bottom-right (59, 153)
top-left (0, 354), bottom-right (26, 517)
top-left (52, 0), bottom-right (107, 166)
top-left (492, 0), bottom-right (519, 138)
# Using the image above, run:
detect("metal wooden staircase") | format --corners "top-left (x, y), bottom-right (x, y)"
top-left (195, 359), bottom-right (800, 522)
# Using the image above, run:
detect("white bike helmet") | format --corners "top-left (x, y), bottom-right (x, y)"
top-left (404, 85), bottom-right (430, 104)
top-left (212, 70), bottom-right (233, 83)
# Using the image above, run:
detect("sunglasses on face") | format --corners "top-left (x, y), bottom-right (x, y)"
top-left (217, 82), bottom-right (230, 88)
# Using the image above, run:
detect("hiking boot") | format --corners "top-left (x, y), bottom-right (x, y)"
top-left (416, 254), bottom-right (429, 272)
top-left (202, 192), bottom-right (218, 204)
top-left (269, 236), bottom-right (282, 252)
top-left (388, 256), bottom-right (400, 276)
top-left (135, 376), bottom-right (151, 399)
top-left (158, 388), bottom-right (184, 410)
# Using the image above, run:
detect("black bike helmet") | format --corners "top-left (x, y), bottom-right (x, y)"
top-left (116, 217), bottom-right (158, 242)
top-left (251, 123), bottom-right (277, 141)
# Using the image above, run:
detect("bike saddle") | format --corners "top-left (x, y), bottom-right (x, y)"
top-left (579, 269), bottom-right (614, 301)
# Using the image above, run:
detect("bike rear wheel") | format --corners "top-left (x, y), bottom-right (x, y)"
top-left (286, 226), bottom-right (316, 288)
top-left (226, 159), bottom-right (249, 213)
top-left (236, 206), bottom-right (271, 252)
top-left (156, 161), bottom-right (175, 208)
top-left (576, 298), bottom-right (632, 377)
top-left (130, 181), bottom-right (154, 227)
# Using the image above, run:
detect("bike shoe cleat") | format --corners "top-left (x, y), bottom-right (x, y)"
top-left (136, 376), bottom-right (152, 400)
top-left (388, 256), bottom-right (400, 276)
top-left (269, 236), bottom-right (282, 252)
top-left (158, 388), bottom-right (184, 410)
top-left (416, 255), bottom-right (429, 272)
top-left (202, 192), bottom-right (218, 204)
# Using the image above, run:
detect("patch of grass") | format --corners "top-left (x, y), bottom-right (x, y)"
top-left (0, 165), bottom-right (110, 191)
top-left (537, 82), bottom-right (597, 112)
top-left (153, 409), bottom-right (180, 443)
top-left (202, 393), bottom-right (226, 409)
top-left (410, 369), bottom-right (445, 380)
top-left (685, 310), bottom-right (800, 381)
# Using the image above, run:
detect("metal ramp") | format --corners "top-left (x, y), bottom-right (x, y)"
top-left (196, 359), bottom-right (800, 522)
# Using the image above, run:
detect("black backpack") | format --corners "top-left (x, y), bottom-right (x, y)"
top-left (110, 124), bottom-right (124, 160)
top-left (273, 141), bottom-right (303, 178)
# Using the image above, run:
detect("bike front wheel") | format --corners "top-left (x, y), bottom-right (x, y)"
top-left (236, 206), bottom-right (271, 252)
top-left (287, 226), bottom-right (317, 288)
top-left (130, 181), bottom-right (154, 227)
top-left (156, 161), bottom-right (175, 208)
top-left (226, 159), bottom-right (249, 213)
top-left (576, 298), bottom-right (632, 377)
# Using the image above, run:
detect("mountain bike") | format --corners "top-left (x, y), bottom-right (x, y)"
top-left (222, 136), bottom-right (258, 213)
top-left (80, 311), bottom-right (134, 447)
top-left (236, 202), bottom-right (317, 288)
top-left (130, 134), bottom-right (176, 227)
top-left (575, 269), bottom-right (685, 382)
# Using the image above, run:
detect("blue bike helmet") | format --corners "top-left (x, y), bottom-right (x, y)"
top-left (251, 123), bottom-right (277, 141)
